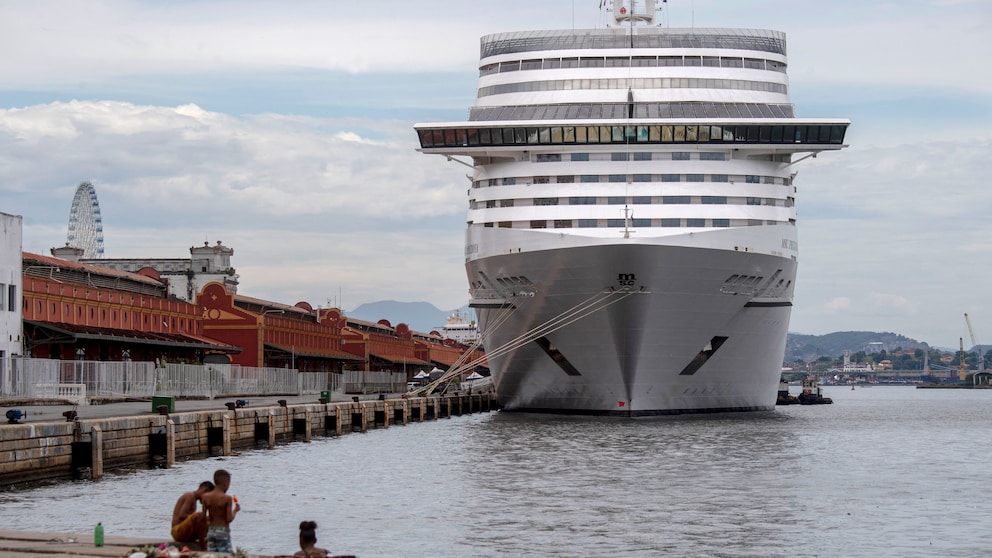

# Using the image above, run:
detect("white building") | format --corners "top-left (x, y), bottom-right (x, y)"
top-left (52, 240), bottom-right (239, 302)
top-left (0, 211), bottom-right (23, 395)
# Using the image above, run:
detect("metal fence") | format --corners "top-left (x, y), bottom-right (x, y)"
top-left (342, 369), bottom-right (407, 394)
top-left (1, 357), bottom-right (344, 401)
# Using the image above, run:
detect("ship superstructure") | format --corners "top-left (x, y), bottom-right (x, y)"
top-left (415, 1), bottom-right (848, 415)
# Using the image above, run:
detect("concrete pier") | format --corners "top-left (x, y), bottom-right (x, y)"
top-left (0, 392), bottom-right (498, 487)
top-left (0, 528), bottom-right (298, 557)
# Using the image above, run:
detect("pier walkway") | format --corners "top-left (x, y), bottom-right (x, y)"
top-left (0, 528), bottom-right (291, 557)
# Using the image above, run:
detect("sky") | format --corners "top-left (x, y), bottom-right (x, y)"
top-left (0, 0), bottom-right (989, 350)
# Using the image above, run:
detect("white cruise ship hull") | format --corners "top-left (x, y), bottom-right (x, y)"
top-left (468, 227), bottom-right (794, 415)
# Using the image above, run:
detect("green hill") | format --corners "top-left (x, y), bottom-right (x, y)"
top-left (785, 331), bottom-right (928, 362)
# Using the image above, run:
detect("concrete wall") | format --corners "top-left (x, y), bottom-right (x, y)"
top-left (0, 393), bottom-right (497, 486)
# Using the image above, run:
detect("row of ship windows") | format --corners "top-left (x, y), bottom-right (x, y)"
top-left (478, 77), bottom-right (787, 98)
top-left (471, 196), bottom-right (792, 208)
top-left (478, 218), bottom-right (792, 229)
top-left (480, 55), bottom-right (786, 76)
top-left (475, 174), bottom-right (788, 187)
top-left (418, 123), bottom-right (847, 148)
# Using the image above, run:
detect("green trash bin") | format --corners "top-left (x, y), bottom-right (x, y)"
top-left (319, 390), bottom-right (331, 403)
top-left (152, 396), bottom-right (175, 414)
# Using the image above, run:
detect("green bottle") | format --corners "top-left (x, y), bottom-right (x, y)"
top-left (94, 523), bottom-right (104, 547)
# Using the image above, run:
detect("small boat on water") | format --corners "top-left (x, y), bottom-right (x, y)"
top-left (798, 378), bottom-right (833, 405)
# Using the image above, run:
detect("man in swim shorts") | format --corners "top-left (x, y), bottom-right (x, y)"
top-left (171, 481), bottom-right (214, 549)
top-left (202, 469), bottom-right (241, 553)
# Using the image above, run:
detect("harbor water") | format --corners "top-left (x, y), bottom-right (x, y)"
top-left (1, 386), bottom-right (990, 557)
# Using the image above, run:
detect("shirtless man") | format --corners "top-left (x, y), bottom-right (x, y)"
top-left (171, 481), bottom-right (213, 549)
top-left (202, 469), bottom-right (241, 553)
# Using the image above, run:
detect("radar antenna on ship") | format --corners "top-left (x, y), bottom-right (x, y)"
top-left (610, 0), bottom-right (657, 27)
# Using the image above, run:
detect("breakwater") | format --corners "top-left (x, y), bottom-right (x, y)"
top-left (0, 393), bottom-right (497, 487)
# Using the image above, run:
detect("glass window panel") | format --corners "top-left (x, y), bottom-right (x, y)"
top-left (443, 129), bottom-right (456, 146)
top-left (608, 196), bottom-right (626, 204)
top-left (580, 175), bottom-right (599, 183)
top-left (632, 196), bottom-right (651, 204)
top-left (687, 218), bottom-right (705, 227)
top-left (649, 126), bottom-right (661, 142)
top-left (713, 219), bottom-right (730, 227)
top-left (661, 218), bottom-right (681, 227)
top-left (578, 219), bottom-right (598, 228)
top-left (562, 127), bottom-right (574, 143)
top-left (686, 126), bottom-right (698, 141)
top-left (608, 175), bottom-right (627, 183)
top-left (455, 129), bottom-right (467, 145)
top-left (612, 152), bottom-right (629, 161)
top-left (514, 128), bottom-right (527, 144)
top-left (770, 126), bottom-right (783, 142)
top-left (527, 128), bottom-right (540, 144)
top-left (544, 58), bottom-right (561, 69)
top-left (633, 152), bottom-right (652, 161)
top-left (607, 219), bottom-right (625, 227)
top-left (632, 218), bottom-right (651, 227)
top-left (831, 126), bottom-right (845, 143)
top-left (571, 152), bottom-right (589, 161)
top-left (674, 126), bottom-right (686, 141)
top-left (661, 126), bottom-right (673, 142)
top-left (539, 127), bottom-right (551, 143)
top-left (687, 174), bottom-right (704, 182)
top-left (661, 174), bottom-right (680, 182)
top-left (576, 126), bottom-right (588, 143)
top-left (637, 126), bottom-right (649, 142)
top-left (480, 128), bottom-right (492, 144)
top-left (612, 126), bottom-right (624, 142)
top-left (663, 196), bottom-right (690, 204)
top-left (633, 175), bottom-right (651, 183)
top-left (600, 126), bottom-right (612, 143)
top-left (418, 129), bottom-right (434, 147)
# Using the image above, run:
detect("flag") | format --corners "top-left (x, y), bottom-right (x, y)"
top-left (618, 401), bottom-right (625, 407)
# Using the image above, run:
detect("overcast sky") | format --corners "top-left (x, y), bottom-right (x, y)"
top-left (1, 0), bottom-right (989, 349)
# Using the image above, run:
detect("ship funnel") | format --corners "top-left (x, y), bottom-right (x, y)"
top-left (612, 0), bottom-right (657, 26)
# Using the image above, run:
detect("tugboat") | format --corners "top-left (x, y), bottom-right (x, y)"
top-left (776, 380), bottom-right (799, 405)
top-left (797, 378), bottom-right (833, 405)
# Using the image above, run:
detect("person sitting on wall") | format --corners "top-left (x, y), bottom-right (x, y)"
top-left (294, 520), bottom-right (331, 558)
top-left (171, 481), bottom-right (214, 549)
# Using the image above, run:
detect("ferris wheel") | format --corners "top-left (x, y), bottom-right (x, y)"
top-left (66, 181), bottom-right (105, 258)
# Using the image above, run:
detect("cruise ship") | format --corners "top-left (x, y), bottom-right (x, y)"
top-left (414, 1), bottom-right (849, 415)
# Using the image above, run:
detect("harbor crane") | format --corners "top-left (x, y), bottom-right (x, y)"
top-left (964, 313), bottom-right (984, 374)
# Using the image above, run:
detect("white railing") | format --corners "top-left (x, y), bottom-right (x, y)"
top-left (1, 357), bottom-right (352, 402)
top-left (32, 383), bottom-right (88, 405)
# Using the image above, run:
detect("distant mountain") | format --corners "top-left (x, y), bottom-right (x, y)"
top-left (785, 331), bottom-right (928, 362)
top-left (347, 300), bottom-right (474, 334)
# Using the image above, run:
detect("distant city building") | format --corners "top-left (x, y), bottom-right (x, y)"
top-left (865, 341), bottom-right (885, 354)
top-left (54, 240), bottom-right (239, 302)
top-left (1, 212), bottom-right (24, 394)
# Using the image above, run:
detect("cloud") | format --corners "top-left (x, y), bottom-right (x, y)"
top-left (1, 100), bottom-right (472, 310)
top-left (822, 297), bottom-right (852, 314)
